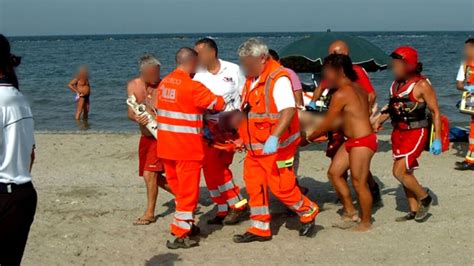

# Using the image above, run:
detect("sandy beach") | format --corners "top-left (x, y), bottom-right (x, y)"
top-left (22, 133), bottom-right (473, 265)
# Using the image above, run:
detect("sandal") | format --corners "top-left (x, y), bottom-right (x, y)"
top-left (133, 216), bottom-right (157, 225)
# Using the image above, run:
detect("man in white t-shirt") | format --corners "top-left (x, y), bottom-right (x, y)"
top-left (0, 34), bottom-right (37, 266)
top-left (233, 38), bottom-right (319, 243)
top-left (193, 38), bottom-right (247, 225)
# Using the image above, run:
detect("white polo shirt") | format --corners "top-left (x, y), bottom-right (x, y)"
top-left (0, 83), bottom-right (35, 185)
top-left (194, 59), bottom-right (245, 105)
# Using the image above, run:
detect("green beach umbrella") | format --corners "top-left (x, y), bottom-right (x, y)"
top-left (279, 32), bottom-right (389, 73)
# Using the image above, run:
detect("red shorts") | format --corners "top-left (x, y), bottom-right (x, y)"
top-left (138, 135), bottom-right (163, 176)
top-left (391, 128), bottom-right (428, 170)
top-left (345, 133), bottom-right (378, 153)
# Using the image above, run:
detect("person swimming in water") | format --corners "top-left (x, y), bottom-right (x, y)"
top-left (68, 66), bottom-right (91, 120)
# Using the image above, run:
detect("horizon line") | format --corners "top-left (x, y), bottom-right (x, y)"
top-left (6, 29), bottom-right (473, 38)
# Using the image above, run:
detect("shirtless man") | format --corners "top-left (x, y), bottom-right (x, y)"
top-left (127, 54), bottom-right (172, 225)
top-left (306, 54), bottom-right (377, 231)
top-left (308, 40), bottom-right (381, 205)
top-left (68, 66), bottom-right (91, 120)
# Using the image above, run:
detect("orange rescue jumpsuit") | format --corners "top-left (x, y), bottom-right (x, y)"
top-left (464, 61), bottom-right (474, 164)
top-left (156, 68), bottom-right (225, 238)
top-left (239, 59), bottom-right (319, 237)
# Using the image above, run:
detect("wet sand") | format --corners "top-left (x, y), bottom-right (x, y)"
top-left (22, 133), bottom-right (474, 265)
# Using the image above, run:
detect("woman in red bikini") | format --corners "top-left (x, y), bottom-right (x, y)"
top-left (306, 54), bottom-right (377, 232)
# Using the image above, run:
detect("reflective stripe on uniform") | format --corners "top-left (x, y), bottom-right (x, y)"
top-left (207, 98), bottom-right (218, 109)
top-left (469, 138), bottom-right (474, 145)
top-left (247, 112), bottom-right (280, 120)
top-left (157, 123), bottom-right (201, 134)
top-left (245, 132), bottom-right (300, 152)
top-left (227, 195), bottom-right (241, 206)
top-left (250, 220), bottom-right (270, 230)
top-left (209, 189), bottom-right (221, 198)
top-left (218, 180), bottom-right (236, 192)
top-left (173, 219), bottom-right (192, 230)
top-left (250, 206), bottom-right (270, 216)
top-left (276, 157), bottom-right (294, 169)
top-left (157, 109), bottom-right (202, 121)
top-left (174, 211), bottom-right (193, 221)
top-left (218, 204), bottom-right (228, 213)
top-left (290, 196), bottom-right (304, 211)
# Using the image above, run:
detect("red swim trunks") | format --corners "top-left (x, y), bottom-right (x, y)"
top-left (391, 128), bottom-right (428, 170)
top-left (138, 135), bottom-right (163, 176)
top-left (345, 133), bottom-right (378, 153)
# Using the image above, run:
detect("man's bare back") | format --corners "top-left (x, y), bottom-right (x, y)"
top-left (127, 78), bottom-right (158, 137)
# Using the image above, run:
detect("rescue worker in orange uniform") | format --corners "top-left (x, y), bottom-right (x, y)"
top-left (193, 38), bottom-right (248, 225)
top-left (455, 37), bottom-right (474, 171)
top-left (233, 39), bottom-right (319, 243)
top-left (156, 47), bottom-right (229, 249)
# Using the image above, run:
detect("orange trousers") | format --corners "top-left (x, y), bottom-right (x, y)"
top-left (243, 150), bottom-right (319, 237)
top-left (467, 116), bottom-right (474, 164)
top-left (162, 159), bottom-right (201, 238)
top-left (202, 145), bottom-right (245, 217)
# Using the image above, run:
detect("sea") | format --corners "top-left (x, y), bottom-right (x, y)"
top-left (9, 31), bottom-right (474, 133)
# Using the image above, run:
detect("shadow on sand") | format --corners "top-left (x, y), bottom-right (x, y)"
top-left (145, 253), bottom-right (181, 266)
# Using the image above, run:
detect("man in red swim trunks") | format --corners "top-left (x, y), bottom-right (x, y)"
top-left (308, 40), bottom-right (381, 206)
top-left (373, 46), bottom-right (441, 222)
top-left (306, 54), bottom-right (377, 232)
top-left (127, 54), bottom-right (172, 225)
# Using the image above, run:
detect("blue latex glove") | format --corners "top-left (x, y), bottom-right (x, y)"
top-left (262, 135), bottom-right (279, 155)
top-left (430, 139), bottom-right (442, 155)
top-left (307, 101), bottom-right (317, 110)
top-left (203, 127), bottom-right (213, 140)
top-left (465, 85), bottom-right (474, 93)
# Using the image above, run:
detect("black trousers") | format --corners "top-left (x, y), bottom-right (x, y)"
top-left (0, 183), bottom-right (37, 266)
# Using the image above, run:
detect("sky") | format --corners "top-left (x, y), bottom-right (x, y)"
top-left (1, 0), bottom-right (473, 36)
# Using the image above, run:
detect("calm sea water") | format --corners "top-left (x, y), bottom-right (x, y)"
top-left (9, 31), bottom-right (474, 132)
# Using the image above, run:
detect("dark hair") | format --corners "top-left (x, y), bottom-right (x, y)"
top-left (195, 38), bottom-right (218, 56)
top-left (465, 38), bottom-right (474, 44)
top-left (323, 54), bottom-right (358, 81)
top-left (414, 62), bottom-right (423, 74)
top-left (268, 49), bottom-right (279, 61)
top-left (0, 34), bottom-right (21, 89)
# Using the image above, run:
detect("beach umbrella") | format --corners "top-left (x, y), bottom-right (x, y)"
top-left (279, 32), bottom-right (389, 73)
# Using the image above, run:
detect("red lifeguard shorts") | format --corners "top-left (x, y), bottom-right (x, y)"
top-left (138, 135), bottom-right (163, 176)
top-left (391, 128), bottom-right (428, 170)
top-left (345, 133), bottom-right (378, 153)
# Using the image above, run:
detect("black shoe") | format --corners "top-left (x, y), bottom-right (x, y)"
top-left (189, 224), bottom-right (201, 237)
top-left (224, 208), bottom-right (247, 225)
top-left (166, 237), bottom-right (199, 249)
top-left (299, 220), bottom-right (317, 238)
top-left (454, 161), bottom-right (474, 171)
top-left (415, 192), bottom-right (432, 222)
top-left (395, 212), bottom-right (416, 222)
top-left (454, 161), bottom-right (465, 167)
top-left (371, 183), bottom-right (383, 207)
top-left (207, 216), bottom-right (225, 225)
top-left (233, 232), bottom-right (272, 243)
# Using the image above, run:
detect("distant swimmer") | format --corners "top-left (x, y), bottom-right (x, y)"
top-left (68, 66), bottom-right (91, 120)
top-left (126, 54), bottom-right (172, 225)
top-left (306, 54), bottom-right (377, 232)
top-left (373, 46), bottom-right (441, 222)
